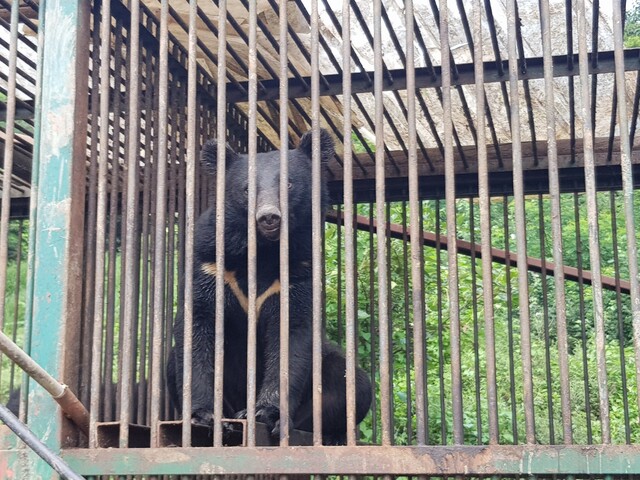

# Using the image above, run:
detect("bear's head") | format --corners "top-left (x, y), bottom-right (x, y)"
top-left (201, 129), bottom-right (334, 242)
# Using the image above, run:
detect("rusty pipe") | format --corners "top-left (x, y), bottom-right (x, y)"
top-left (0, 330), bottom-right (89, 435)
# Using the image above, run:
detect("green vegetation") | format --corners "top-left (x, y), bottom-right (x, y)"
top-left (625, 1), bottom-right (640, 47)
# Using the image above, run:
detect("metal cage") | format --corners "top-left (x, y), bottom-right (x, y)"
top-left (0, 0), bottom-right (639, 478)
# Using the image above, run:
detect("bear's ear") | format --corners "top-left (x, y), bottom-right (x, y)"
top-left (200, 139), bottom-right (240, 174)
top-left (297, 128), bottom-right (335, 166)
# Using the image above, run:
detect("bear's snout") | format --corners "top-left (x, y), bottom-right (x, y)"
top-left (256, 206), bottom-right (281, 240)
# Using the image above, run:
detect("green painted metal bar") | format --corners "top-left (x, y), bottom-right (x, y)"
top-left (0, 448), bottom-right (28, 478)
top-left (60, 445), bottom-right (640, 476)
top-left (25, 0), bottom-right (90, 477)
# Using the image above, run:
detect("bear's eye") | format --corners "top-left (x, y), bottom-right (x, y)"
top-left (288, 182), bottom-right (292, 189)
top-left (244, 186), bottom-right (248, 195)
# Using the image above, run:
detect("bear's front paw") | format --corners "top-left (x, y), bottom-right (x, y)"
top-left (255, 403), bottom-right (281, 437)
top-left (191, 409), bottom-right (214, 427)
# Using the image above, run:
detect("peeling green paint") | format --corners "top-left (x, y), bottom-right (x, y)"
top-left (60, 445), bottom-right (640, 476)
top-left (24, 0), bottom-right (89, 478)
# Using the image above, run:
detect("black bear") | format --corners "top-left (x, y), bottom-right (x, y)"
top-left (166, 129), bottom-right (372, 444)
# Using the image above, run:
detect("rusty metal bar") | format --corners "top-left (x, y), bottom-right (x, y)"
top-left (341, 0), bottom-right (357, 448)
top-left (435, 200), bottom-right (446, 443)
top-left (136, 47), bottom-right (154, 427)
top-left (310, 0), bottom-right (323, 448)
top-left (502, 197), bottom-right (517, 443)
top-left (81, 13), bottom-right (100, 412)
top-left (401, 203), bottom-right (412, 444)
top-left (0, 0), bottom-right (19, 378)
top-left (62, 445), bottom-right (640, 476)
top-left (540, 0), bottom-right (573, 444)
top-left (278, 0), bottom-right (291, 447)
top-left (373, 0), bottom-right (391, 447)
top-left (609, 191), bottom-right (631, 443)
top-left (246, 0), bottom-right (259, 449)
top-left (368, 203), bottom-right (378, 443)
top-left (612, 0), bottom-right (640, 415)
top-left (573, 193), bottom-right (593, 443)
top-left (168, 76), bottom-right (182, 424)
top-left (406, 0), bottom-right (426, 446)
top-left (506, 0), bottom-right (536, 444)
top-left (577, 0), bottom-right (610, 443)
top-left (0, 330), bottom-right (89, 435)
top-left (213, 0), bottom-right (228, 448)
top-left (470, 199), bottom-right (484, 442)
top-left (182, 0), bottom-right (199, 448)
top-left (103, 17), bottom-right (124, 423)
top-left (88, 0), bottom-right (112, 448)
top-left (537, 195), bottom-right (555, 444)
top-left (439, 0), bottom-right (463, 445)
top-left (119, 0), bottom-right (142, 448)
top-left (473, 0), bottom-right (498, 445)
top-left (150, 0), bottom-right (169, 448)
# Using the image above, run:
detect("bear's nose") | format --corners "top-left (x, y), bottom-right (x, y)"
top-left (259, 212), bottom-right (281, 227)
top-left (257, 207), bottom-right (281, 229)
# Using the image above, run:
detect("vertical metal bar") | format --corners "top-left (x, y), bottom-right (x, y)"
top-left (610, 191), bottom-right (631, 443)
top-left (214, 0), bottom-right (228, 448)
top-left (89, 0), bottom-right (112, 448)
top-left (473, 0), bottom-right (498, 445)
top-left (401, 203), bottom-right (412, 443)
top-left (103, 18), bottom-right (124, 423)
top-left (419, 201), bottom-right (429, 445)
top-left (337, 208), bottom-right (343, 346)
top-left (20, 0), bottom-right (46, 425)
top-left (150, 0), bottom-right (169, 448)
top-left (540, 0), bottom-right (573, 443)
top-left (435, 199), bottom-right (446, 443)
top-left (385, 203), bottom-right (394, 440)
top-left (440, 0), bottom-right (463, 445)
top-left (503, 197), bottom-right (518, 443)
top-left (406, 0), bottom-right (426, 446)
top-left (538, 195), bottom-right (555, 444)
top-left (8, 220), bottom-right (24, 392)
top-left (342, 0), bottom-right (357, 447)
top-left (469, 199), bottom-right (482, 444)
top-left (80, 11), bottom-right (101, 411)
top-left (246, 0), bottom-right (259, 448)
top-left (368, 203), bottom-right (378, 443)
top-left (310, 0), bottom-right (323, 448)
top-left (574, 192), bottom-right (593, 443)
top-left (279, 0), bottom-right (291, 447)
top-left (119, 0), bottom-right (142, 448)
top-left (167, 77), bottom-right (181, 423)
top-left (506, 0), bottom-right (535, 444)
top-left (28, 0), bottom-right (89, 468)
top-left (374, 0), bottom-right (391, 447)
top-left (0, 0), bottom-right (20, 379)
top-left (612, 0), bottom-right (640, 415)
top-left (577, 0), bottom-right (610, 443)
top-left (138, 46), bottom-right (156, 426)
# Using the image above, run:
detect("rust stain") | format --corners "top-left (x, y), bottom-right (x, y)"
top-left (201, 262), bottom-right (280, 319)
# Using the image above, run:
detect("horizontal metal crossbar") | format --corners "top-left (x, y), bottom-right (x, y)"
top-left (61, 445), bottom-right (640, 476)
top-left (226, 49), bottom-right (640, 103)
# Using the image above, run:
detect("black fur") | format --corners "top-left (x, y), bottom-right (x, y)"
top-left (166, 129), bottom-right (372, 444)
